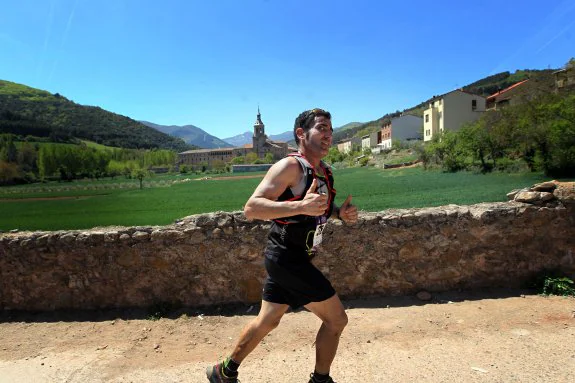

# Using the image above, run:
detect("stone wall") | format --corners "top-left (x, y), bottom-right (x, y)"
top-left (1, 202), bottom-right (574, 311)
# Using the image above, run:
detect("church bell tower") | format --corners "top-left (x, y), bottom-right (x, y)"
top-left (253, 107), bottom-right (267, 157)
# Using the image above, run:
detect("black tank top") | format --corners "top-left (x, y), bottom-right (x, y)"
top-left (264, 152), bottom-right (336, 261)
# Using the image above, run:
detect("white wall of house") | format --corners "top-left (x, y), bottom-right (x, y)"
top-left (361, 132), bottom-right (379, 151)
top-left (379, 115), bottom-right (422, 150)
top-left (391, 115), bottom-right (423, 141)
top-left (379, 138), bottom-right (393, 149)
top-left (423, 90), bottom-right (485, 141)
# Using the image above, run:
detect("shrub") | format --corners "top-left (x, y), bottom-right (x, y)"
top-left (531, 271), bottom-right (575, 297)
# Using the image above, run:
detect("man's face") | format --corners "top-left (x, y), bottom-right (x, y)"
top-left (304, 116), bottom-right (333, 155)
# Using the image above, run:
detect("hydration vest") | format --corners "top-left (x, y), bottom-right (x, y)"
top-left (265, 152), bottom-right (336, 259)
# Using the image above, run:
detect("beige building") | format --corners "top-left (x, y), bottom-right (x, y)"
top-left (423, 90), bottom-right (485, 142)
top-left (178, 109), bottom-right (290, 169)
top-left (380, 114), bottom-right (423, 149)
top-left (337, 137), bottom-right (361, 153)
top-left (554, 66), bottom-right (575, 94)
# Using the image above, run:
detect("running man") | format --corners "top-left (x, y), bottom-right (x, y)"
top-left (207, 108), bottom-right (358, 383)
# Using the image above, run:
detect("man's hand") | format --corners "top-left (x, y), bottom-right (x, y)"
top-left (339, 194), bottom-right (358, 224)
top-left (300, 178), bottom-right (328, 216)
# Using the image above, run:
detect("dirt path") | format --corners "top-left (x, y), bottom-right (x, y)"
top-left (1, 290), bottom-right (574, 383)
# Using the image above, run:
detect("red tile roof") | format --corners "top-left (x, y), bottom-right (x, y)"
top-left (486, 79), bottom-right (529, 100)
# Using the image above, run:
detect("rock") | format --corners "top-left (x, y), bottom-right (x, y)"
top-left (119, 233), bottom-right (131, 241)
top-left (506, 189), bottom-right (521, 200)
top-left (59, 233), bottom-right (77, 243)
top-left (553, 182), bottom-right (575, 204)
top-left (532, 181), bottom-right (557, 192)
top-left (416, 291), bottom-right (432, 301)
top-left (514, 191), bottom-right (541, 203)
top-left (185, 228), bottom-right (206, 244)
top-left (428, 268), bottom-right (460, 281)
top-left (104, 232), bottom-right (119, 242)
top-left (217, 214), bottom-right (233, 227)
top-left (132, 231), bottom-right (150, 241)
top-left (399, 242), bottom-right (426, 260)
top-left (151, 230), bottom-right (185, 242)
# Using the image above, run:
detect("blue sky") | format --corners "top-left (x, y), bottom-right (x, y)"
top-left (1, 0), bottom-right (574, 139)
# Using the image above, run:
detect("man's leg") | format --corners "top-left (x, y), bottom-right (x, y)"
top-left (304, 294), bottom-right (348, 375)
top-left (207, 300), bottom-right (288, 382)
top-left (230, 300), bottom-right (289, 362)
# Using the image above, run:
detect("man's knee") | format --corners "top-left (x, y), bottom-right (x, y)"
top-left (256, 315), bottom-right (282, 333)
top-left (324, 310), bottom-right (348, 332)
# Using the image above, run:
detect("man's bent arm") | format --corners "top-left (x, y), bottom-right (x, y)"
top-left (244, 157), bottom-right (326, 221)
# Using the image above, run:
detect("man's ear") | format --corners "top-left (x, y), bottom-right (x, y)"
top-left (295, 127), bottom-right (305, 141)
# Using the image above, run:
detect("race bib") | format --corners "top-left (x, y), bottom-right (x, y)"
top-left (313, 215), bottom-right (327, 247)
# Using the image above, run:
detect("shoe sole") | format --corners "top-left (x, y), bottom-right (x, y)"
top-left (206, 366), bottom-right (216, 382)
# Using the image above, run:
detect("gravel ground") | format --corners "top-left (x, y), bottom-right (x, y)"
top-left (0, 289), bottom-right (574, 383)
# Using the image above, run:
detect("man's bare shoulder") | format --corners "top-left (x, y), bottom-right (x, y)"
top-left (269, 156), bottom-right (301, 174)
top-left (264, 156), bottom-right (303, 188)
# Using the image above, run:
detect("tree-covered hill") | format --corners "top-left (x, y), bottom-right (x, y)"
top-left (461, 69), bottom-right (555, 96)
top-left (0, 80), bottom-right (194, 152)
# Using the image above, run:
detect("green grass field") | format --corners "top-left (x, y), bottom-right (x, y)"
top-left (0, 167), bottom-right (551, 231)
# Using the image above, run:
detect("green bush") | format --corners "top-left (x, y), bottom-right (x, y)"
top-left (531, 271), bottom-right (575, 297)
top-left (359, 156), bottom-right (370, 167)
top-left (542, 276), bottom-right (575, 296)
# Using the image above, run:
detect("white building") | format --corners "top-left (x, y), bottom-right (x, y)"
top-left (361, 132), bottom-right (380, 152)
top-left (380, 114), bottom-right (423, 149)
top-left (423, 90), bottom-right (486, 142)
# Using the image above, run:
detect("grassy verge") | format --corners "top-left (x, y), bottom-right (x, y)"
top-left (0, 167), bottom-right (551, 231)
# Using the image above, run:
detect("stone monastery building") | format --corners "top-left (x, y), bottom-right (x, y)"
top-left (177, 109), bottom-right (292, 169)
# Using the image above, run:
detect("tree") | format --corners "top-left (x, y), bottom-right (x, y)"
top-left (324, 147), bottom-right (344, 164)
top-left (231, 156), bottom-right (245, 164)
top-left (212, 160), bottom-right (226, 172)
top-left (17, 142), bottom-right (38, 173)
top-left (0, 137), bottom-right (18, 163)
top-left (264, 152), bottom-right (274, 163)
top-left (245, 152), bottom-right (258, 164)
top-left (0, 161), bottom-right (19, 185)
top-left (132, 168), bottom-right (148, 189)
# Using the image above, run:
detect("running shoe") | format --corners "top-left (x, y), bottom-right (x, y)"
top-left (206, 361), bottom-right (239, 382)
top-left (308, 373), bottom-right (336, 383)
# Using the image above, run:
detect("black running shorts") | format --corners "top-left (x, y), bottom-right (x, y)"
top-left (262, 255), bottom-right (336, 309)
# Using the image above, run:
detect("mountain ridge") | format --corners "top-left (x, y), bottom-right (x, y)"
top-left (139, 121), bottom-right (232, 149)
top-left (0, 80), bottom-right (193, 152)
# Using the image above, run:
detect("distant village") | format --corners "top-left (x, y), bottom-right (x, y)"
top-left (177, 65), bottom-right (574, 171)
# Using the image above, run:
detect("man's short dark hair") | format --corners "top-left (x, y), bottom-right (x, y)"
top-left (294, 108), bottom-right (331, 145)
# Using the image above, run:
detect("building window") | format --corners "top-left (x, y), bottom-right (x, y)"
top-left (472, 99), bottom-right (477, 111)
top-left (425, 114), bottom-right (429, 122)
